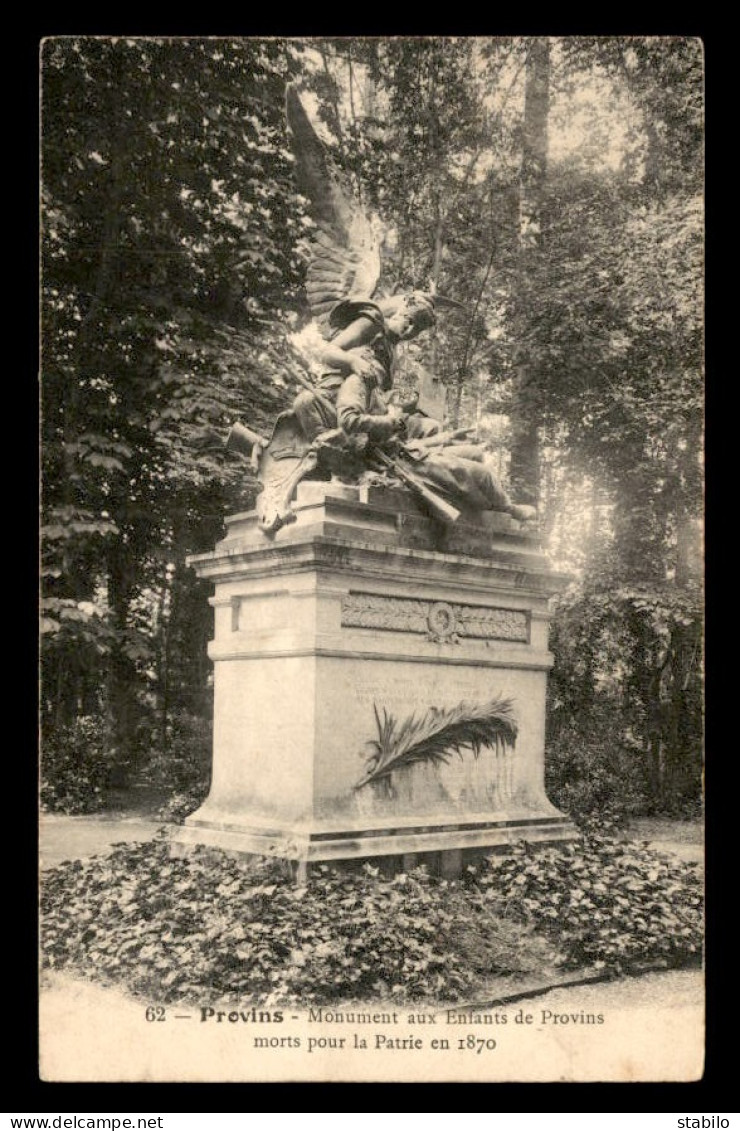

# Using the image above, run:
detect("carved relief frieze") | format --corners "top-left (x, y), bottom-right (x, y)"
top-left (341, 592), bottom-right (529, 643)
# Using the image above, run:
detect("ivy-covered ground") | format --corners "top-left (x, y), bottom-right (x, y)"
top-left (40, 825), bottom-right (702, 1007)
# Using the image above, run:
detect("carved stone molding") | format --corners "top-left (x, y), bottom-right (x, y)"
top-left (341, 592), bottom-right (529, 643)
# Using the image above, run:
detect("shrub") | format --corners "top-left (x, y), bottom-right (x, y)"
top-left (472, 831), bottom-right (703, 975)
top-left (156, 789), bottom-right (207, 824)
top-left (40, 716), bottom-right (114, 814)
top-left (547, 587), bottom-right (703, 821)
top-left (40, 838), bottom-right (558, 1005)
top-left (545, 704), bottom-right (650, 828)
top-left (146, 714), bottom-right (212, 822)
top-left (41, 829), bottom-right (702, 1006)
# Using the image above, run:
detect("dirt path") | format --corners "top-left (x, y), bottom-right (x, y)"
top-left (625, 817), bottom-right (703, 863)
top-left (40, 812), bottom-right (166, 869)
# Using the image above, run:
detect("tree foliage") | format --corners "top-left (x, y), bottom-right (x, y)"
top-left (41, 37), bottom-right (310, 770)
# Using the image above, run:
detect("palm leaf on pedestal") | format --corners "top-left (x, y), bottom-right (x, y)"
top-left (356, 698), bottom-right (517, 790)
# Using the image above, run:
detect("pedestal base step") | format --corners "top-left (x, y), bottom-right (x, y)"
top-left (171, 813), bottom-right (578, 876)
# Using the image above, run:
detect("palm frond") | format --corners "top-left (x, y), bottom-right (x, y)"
top-left (356, 697), bottom-right (517, 789)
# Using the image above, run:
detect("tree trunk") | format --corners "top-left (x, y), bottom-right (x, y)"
top-left (666, 505), bottom-right (702, 811)
top-left (156, 561), bottom-right (171, 757)
top-left (509, 37), bottom-right (550, 508)
top-left (59, 51), bottom-right (126, 510)
top-left (46, 54), bottom-right (128, 738)
top-left (106, 537), bottom-right (139, 788)
top-left (426, 59), bottom-right (445, 414)
top-left (662, 620), bottom-right (701, 811)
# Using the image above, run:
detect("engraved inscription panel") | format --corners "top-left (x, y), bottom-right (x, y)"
top-left (352, 676), bottom-right (476, 708)
top-left (341, 592), bottom-right (528, 642)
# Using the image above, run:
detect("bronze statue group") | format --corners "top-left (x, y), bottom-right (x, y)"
top-left (227, 87), bottom-right (535, 535)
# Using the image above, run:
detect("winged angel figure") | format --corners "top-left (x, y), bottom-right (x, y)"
top-left (226, 86), bottom-right (536, 534)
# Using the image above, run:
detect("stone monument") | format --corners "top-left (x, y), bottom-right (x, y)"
top-left (172, 87), bottom-right (577, 874)
top-left (175, 483), bottom-right (575, 875)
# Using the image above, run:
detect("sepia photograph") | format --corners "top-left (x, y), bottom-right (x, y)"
top-left (39, 35), bottom-right (704, 1084)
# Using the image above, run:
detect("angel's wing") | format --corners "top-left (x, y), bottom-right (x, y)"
top-left (286, 86), bottom-right (381, 318)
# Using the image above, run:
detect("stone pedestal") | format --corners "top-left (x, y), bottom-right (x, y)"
top-left (174, 482), bottom-right (576, 869)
